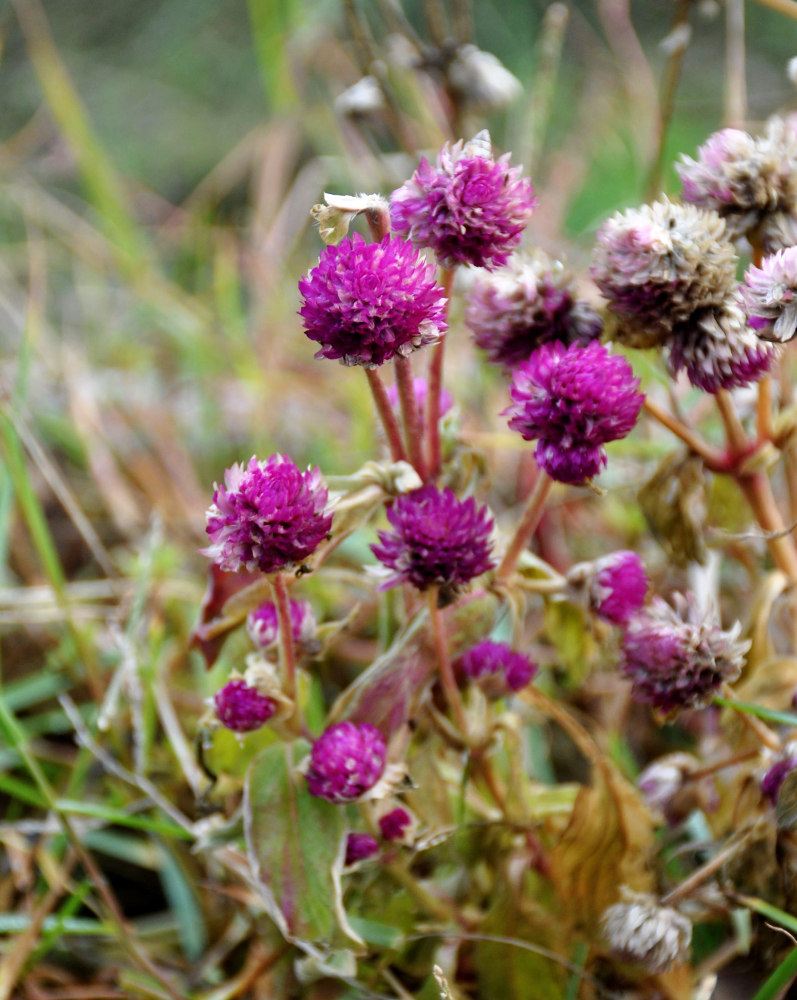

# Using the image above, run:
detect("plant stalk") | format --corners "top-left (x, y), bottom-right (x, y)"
top-left (495, 470), bottom-right (554, 584)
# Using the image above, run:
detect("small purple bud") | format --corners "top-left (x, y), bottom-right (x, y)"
top-left (379, 807), bottom-right (413, 841)
top-left (214, 679), bottom-right (276, 733)
top-left (246, 599), bottom-right (317, 650)
top-left (460, 640), bottom-right (537, 698)
top-left (344, 833), bottom-right (379, 865)
top-left (591, 551), bottom-right (648, 625)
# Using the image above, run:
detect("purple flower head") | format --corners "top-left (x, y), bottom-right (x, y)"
top-left (344, 833), bottom-right (379, 865)
top-left (466, 253), bottom-right (603, 368)
top-left (591, 551), bottom-right (648, 625)
top-left (306, 722), bottom-right (387, 803)
top-left (460, 639), bottom-right (537, 697)
top-left (621, 592), bottom-right (749, 715)
top-left (371, 485), bottom-right (495, 602)
top-left (667, 300), bottom-right (777, 393)
top-left (299, 233), bottom-right (447, 367)
top-left (379, 807), bottom-right (413, 841)
top-left (390, 132), bottom-right (536, 270)
top-left (214, 679), bottom-right (276, 733)
top-left (203, 455), bottom-right (332, 574)
top-left (741, 246), bottom-right (797, 343)
top-left (385, 377), bottom-right (454, 431)
top-left (761, 755), bottom-right (797, 805)
top-left (504, 341), bottom-right (644, 485)
top-left (246, 598), bottom-right (317, 650)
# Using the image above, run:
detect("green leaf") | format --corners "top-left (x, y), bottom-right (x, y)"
top-left (157, 841), bottom-right (207, 961)
top-left (751, 948), bottom-right (797, 1000)
top-left (244, 741), bottom-right (362, 950)
top-left (714, 697), bottom-right (797, 728)
top-left (734, 893), bottom-right (797, 937)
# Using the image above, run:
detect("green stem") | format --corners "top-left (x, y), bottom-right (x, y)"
top-left (271, 572), bottom-right (302, 734)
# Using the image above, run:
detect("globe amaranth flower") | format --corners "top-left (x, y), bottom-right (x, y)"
top-left (299, 233), bottom-right (447, 367)
top-left (621, 592), bottom-right (749, 715)
top-left (306, 722), bottom-right (387, 803)
top-left (378, 806), bottom-right (413, 841)
top-left (246, 598), bottom-right (317, 651)
top-left (386, 377), bottom-right (454, 431)
top-left (602, 888), bottom-right (692, 973)
top-left (370, 485), bottom-right (495, 602)
top-left (677, 119), bottom-right (797, 252)
top-left (214, 679), bottom-right (276, 733)
top-left (591, 198), bottom-right (737, 349)
top-left (344, 833), bottom-right (379, 866)
top-left (203, 455), bottom-right (332, 574)
top-left (567, 550), bottom-right (648, 625)
top-left (504, 341), bottom-right (644, 485)
top-left (460, 639), bottom-right (537, 697)
top-left (741, 245), bottom-right (797, 343)
top-left (466, 253), bottom-right (603, 368)
top-left (390, 131), bottom-right (536, 270)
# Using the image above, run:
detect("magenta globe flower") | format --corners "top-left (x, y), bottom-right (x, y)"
top-left (371, 485), bottom-right (495, 602)
top-left (214, 679), bottom-right (276, 733)
top-left (306, 722), bottom-right (387, 803)
top-left (344, 833), bottom-right (379, 866)
top-left (741, 246), bottom-right (797, 343)
top-left (298, 234), bottom-right (447, 367)
top-left (203, 455), bottom-right (332, 574)
top-left (246, 599), bottom-right (317, 650)
top-left (460, 640), bottom-right (537, 697)
top-left (504, 341), bottom-right (644, 485)
top-left (390, 132), bottom-right (536, 270)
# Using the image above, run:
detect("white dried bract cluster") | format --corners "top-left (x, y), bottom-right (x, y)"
top-left (601, 888), bottom-right (692, 973)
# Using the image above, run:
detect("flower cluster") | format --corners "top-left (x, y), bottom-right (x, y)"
top-left (460, 640), bottom-right (537, 697)
top-left (504, 341), bottom-right (644, 484)
top-left (390, 131), bottom-right (536, 270)
top-left (306, 722), bottom-right (387, 803)
top-left (203, 455), bottom-right (332, 574)
top-left (466, 253), bottom-right (603, 368)
top-left (299, 234), bottom-right (447, 367)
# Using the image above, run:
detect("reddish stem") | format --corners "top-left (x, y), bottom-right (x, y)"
top-left (394, 354), bottom-right (428, 480)
top-left (426, 268), bottom-right (456, 477)
top-left (271, 572), bottom-right (299, 720)
top-left (643, 397), bottom-right (727, 471)
top-left (365, 367), bottom-right (407, 464)
top-left (428, 589), bottom-right (469, 737)
top-left (494, 470), bottom-right (554, 584)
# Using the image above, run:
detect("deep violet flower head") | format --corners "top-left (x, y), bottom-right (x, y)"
top-left (602, 889), bottom-right (692, 974)
top-left (246, 599), bottom-right (317, 651)
top-left (567, 551), bottom-right (648, 625)
top-left (390, 131), bottom-right (537, 270)
top-left (203, 455), bottom-right (332, 574)
top-left (460, 639), bottom-right (537, 697)
top-left (298, 233), bottom-right (447, 367)
top-left (370, 485), bottom-right (495, 602)
top-left (344, 833), bottom-right (379, 865)
top-left (214, 679), bottom-right (276, 733)
top-left (621, 592), bottom-right (749, 715)
top-left (741, 246), bottom-right (797, 343)
top-left (306, 722), bottom-right (387, 803)
top-left (466, 253), bottom-right (603, 368)
top-left (378, 807), bottom-right (413, 841)
top-left (386, 377), bottom-right (454, 430)
top-left (504, 341), bottom-right (644, 485)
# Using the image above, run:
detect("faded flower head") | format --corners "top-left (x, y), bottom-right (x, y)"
top-left (379, 806), bottom-right (413, 841)
top-left (677, 120), bottom-right (797, 251)
top-left (504, 341), bottom-right (644, 485)
top-left (371, 485), bottom-right (495, 601)
top-left (299, 233), bottom-right (447, 367)
top-left (568, 551), bottom-right (648, 625)
top-left (460, 640), bottom-right (537, 697)
top-left (246, 598), bottom-right (317, 651)
top-left (637, 753), bottom-right (698, 820)
top-left (741, 245), bottom-right (797, 343)
top-left (214, 679), bottom-right (276, 733)
top-left (667, 299), bottom-right (777, 393)
top-left (390, 131), bottom-right (536, 270)
top-left (602, 888), bottom-right (692, 973)
top-left (386, 377), bottom-right (454, 431)
top-left (621, 592), bottom-right (749, 714)
top-left (466, 253), bottom-right (603, 368)
top-left (344, 833), bottom-right (379, 865)
top-left (203, 455), bottom-right (332, 574)
top-left (591, 198), bottom-right (737, 348)
top-left (306, 722), bottom-right (387, 803)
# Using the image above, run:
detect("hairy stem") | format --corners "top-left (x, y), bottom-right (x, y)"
top-left (494, 470), bottom-right (554, 584)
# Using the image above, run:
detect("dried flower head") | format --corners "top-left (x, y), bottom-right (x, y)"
top-left (621, 592), bottom-right (749, 714)
top-left (667, 299), bottom-right (777, 393)
top-left (246, 599), bottom-right (317, 651)
top-left (203, 455), bottom-right (332, 574)
top-left (568, 550), bottom-right (648, 625)
top-left (466, 253), bottom-right (603, 368)
top-left (637, 753), bottom-right (700, 821)
top-left (602, 888), bottom-right (692, 973)
top-left (385, 377), bottom-right (454, 430)
top-left (378, 806), bottom-right (413, 841)
top-left (741, 245), bottom-right (797, 343)
top-left (504, 341), bottom-right (644, 485)
top-left (460, 640), bottom-right (537, 697)
top-left (390, 132), bottom-right (536, 270)
top-left (214, 679), bottom-right (276, 733)
top-left (299, 234), bottom-right (447, 367)
top-left (677, 120), bottom-right (797, 251)
top-left (306, 722), bottom-right (387, 803)
top-left (371, 485), bottom-right (495, 602)
top-left (591, 198), bottom-right (737, 348)
top-left (344, 833), bottom-right (379, 865)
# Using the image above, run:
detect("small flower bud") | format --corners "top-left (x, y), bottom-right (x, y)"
top-left (214, 679), bottom-right (276, 733)
top-left (246, 599), bottom-right (317, 652)
top-left (567, 551), bottom-right (648, 625)
top-left (378, 806), bottom-right (414, 841)
top-left (344, 832), bottom-right (379, 866)
top-left (460, 640), bottom-right (537, 697)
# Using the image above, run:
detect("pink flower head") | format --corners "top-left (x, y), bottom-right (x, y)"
top-left (246, 598), bottom-right (317, 650)
top-left (741, 246), bottom-right (797, 343)
top-left (299, 234), bottom-right (447, 367)
top-left (590, 551), bottom-right (648, 625)
top-left (371, 485), bottom-right (495, 602)
top-left (460, 639), bottom-right (537, 697)
top-left (504, 341), bottom-right (644, 485)
top-left (214, 679), bottom-right (276, 732)
top-left (306, 722), bottom-right (387, 803)
top-left (344, 833), bottom-right (379, 865)
top-left (203, 455), bottom-right (332, 574)
top-left (390, 133), bottom-right (536, 270)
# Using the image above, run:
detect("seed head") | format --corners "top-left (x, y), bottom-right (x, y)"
top-left (602, 888), bottom-right (692, 973)
top-left (306, 722), bottom-right (387, 803)
top-left (214, 679), bottom-right (276, 733)
top-left (741, 245), bottom-right (797, 343)
top-left (460, 639), bottom-right (537, 697)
